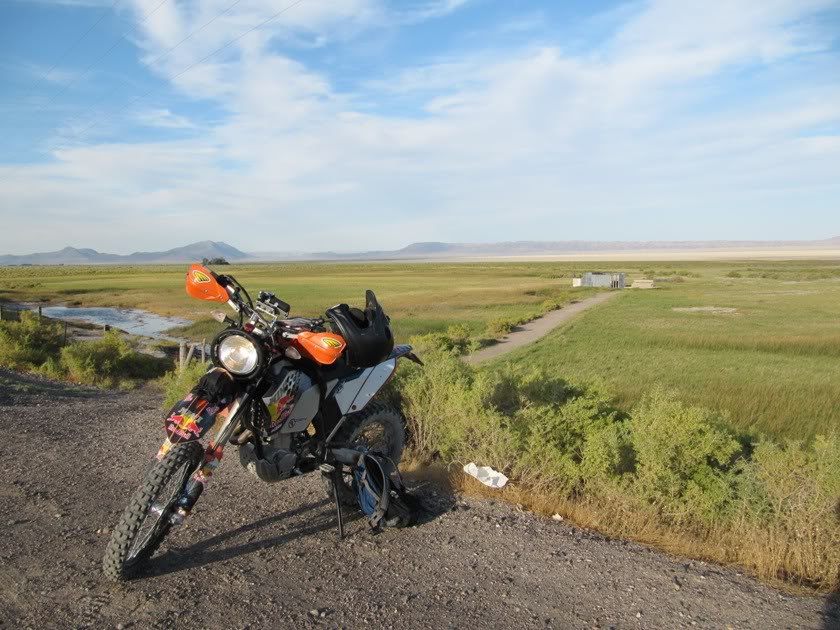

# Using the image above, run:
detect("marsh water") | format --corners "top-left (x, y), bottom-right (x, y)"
top-left (35, 305), bottom-right (189, 340)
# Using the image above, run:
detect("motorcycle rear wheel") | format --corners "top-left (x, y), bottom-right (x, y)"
top-left (323, 402), bottom-right (406, 506)
top-left (102, 442), bottom-right (203, 581)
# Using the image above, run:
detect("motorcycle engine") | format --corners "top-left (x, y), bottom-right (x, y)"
top-left (238, 434), bottom-right (298, 483)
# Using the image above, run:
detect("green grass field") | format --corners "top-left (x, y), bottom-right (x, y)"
top-left (490, 260), bottom-right (840, 441)
top-left (0, 262), bottom-right (593, 341)
top-left (2, 259), bottom-right (839, 440)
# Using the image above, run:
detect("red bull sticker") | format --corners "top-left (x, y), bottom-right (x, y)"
top-left (268, 394), bottom-right (294, 429)
top-left (166, 411), bottom-right (202, 440)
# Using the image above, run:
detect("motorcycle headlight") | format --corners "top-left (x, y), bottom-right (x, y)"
top-left (216, 333), bottom-right (260, 375)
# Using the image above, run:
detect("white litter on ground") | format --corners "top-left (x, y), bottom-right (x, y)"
top-left (463, 463), bottom-right (509, 489)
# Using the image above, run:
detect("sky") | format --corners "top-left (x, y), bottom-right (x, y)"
top-left (0, 0), bottom-right (839, 255)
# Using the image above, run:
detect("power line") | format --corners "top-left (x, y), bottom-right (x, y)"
top-left (41, 0), bottom-right (309, 149)
top-left (144, 0), bottom-right (244, 71)
top-left (15, 0), bottom-right (245, 133)
top-left (33, 0), bottom-right (172, 115)
top-left (11, 0), bottom-right (122, 105)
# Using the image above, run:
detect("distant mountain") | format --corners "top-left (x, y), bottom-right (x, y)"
top-left (305, 237), bottom-right (840, 261)
top-left (0, 241), bottom-right (249, 266)
top-left (5, 237), bottom-right (840, 266)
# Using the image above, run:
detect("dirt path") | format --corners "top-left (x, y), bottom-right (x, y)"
top-left (0, 369), bottom-right (837, 629)
top-left (467, 291), bottom-right (620, 365)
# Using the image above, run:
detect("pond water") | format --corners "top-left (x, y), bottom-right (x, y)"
top-left (36, 306), bottom-right (190, 340)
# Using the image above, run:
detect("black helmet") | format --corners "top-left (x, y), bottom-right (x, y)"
top-left (326, 290), bottom-right (394, 368)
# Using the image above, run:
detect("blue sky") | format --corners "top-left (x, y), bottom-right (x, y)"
top-left (1, 0), bottom-right (839, 255)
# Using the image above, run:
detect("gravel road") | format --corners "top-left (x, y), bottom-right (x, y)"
top-left (466, 292), bottom-right (619, 365)
top-left (0, 368), bottom-right (837, 629)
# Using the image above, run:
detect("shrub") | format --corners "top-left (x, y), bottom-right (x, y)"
top-left (734, 435), bottom-right (840, 587)
top-left (487, 317), bottom-right (516, 336)
top-left (60, 331), bottom-right (170, 388)
top-left (628, 388), bottom-right (742, 525)
top-left (0, 311), bottom-right (63, 369)
top-left (409, 324), bottom-right (476, 357)
top-left (580, 421), bottom-right (635, 488)
top-left (396, 350), bottom-right (519, 468)
top-left (392, 360), bottom-right (840, 589)
top-left (513, 388), bottom-right (622, 495)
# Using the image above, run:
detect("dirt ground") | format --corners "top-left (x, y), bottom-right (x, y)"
top-left (0, 368), bottom-right (837, 630)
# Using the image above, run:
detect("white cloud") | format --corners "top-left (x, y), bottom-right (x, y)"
top-left (1, 0), bottom-right (839, 253)
top-left (132, 108), bottom-right (197, 129)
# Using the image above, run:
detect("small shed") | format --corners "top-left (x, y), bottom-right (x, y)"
top-left (573, 272), bottom-right (625, 289)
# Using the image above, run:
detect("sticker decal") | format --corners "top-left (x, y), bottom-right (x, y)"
top-left (321, 337), bottom-right (343, 349)
top-left (166, 412), bottom-right (201, 440)
top-left (192, 270), bottom-right (211, 283)
top-left (268, 394), bottom-right (294, 428)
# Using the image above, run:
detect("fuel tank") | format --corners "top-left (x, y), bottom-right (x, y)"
top-left (261, 361), bottom-right (320, 434)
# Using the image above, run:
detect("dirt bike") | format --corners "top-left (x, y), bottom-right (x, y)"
top-left (102, 264), bottom-right (421, 581)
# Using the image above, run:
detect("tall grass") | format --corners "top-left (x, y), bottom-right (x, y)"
top-left (393, 347), bottom-right (840, 591)
top-left (497, 270), bottom-right (840, 441)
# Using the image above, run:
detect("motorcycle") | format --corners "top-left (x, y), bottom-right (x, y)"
top-left (102, 263), bottom-right (421, 581)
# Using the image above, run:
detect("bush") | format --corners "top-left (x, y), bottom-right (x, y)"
top-left (59, 331), bottom-right (170, 388)
top-left (391, 360), bottom-right (840, 588)
top-left (628, 389), bottom-right (742, 525)
top-left (513, 388), bottom-right (622, 495)
top-left (487, 317), bottom-right (516, 336)
top-left (409, 324), bottom-right (476, 357)
top-left (396, 350), bottom-right (519, 468)
top-left (734, 435), bottom-right (840, 587)
top-left (0, 311), bottom-right (63, 369)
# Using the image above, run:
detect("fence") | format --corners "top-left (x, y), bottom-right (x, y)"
top-left (177, 340), bottom-right (208, 374)
top-left (0, 303), bottom-right (26, 322)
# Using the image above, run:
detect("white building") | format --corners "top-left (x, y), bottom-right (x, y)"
top-left (572, 272), bottom-right (626, 289)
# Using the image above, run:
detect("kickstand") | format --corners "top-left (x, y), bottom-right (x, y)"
top-left (331, 469), bottom-right (345, 540)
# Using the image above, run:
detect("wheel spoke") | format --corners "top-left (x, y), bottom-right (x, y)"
top-left (126, 461), bottom-right (191, 564)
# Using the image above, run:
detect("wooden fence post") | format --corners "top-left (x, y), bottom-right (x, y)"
top-left (200, 339), bottom-right (206, 363)
top-left (184, 343), bottom-right (196, 371)
top-left (63, 322), bottom-right (68, 347)
top-left (179, 341), bottom-right (187, 374)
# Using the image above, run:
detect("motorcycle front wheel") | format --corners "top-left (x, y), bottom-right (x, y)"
top-left (102, 442), bottom-right (203, 581)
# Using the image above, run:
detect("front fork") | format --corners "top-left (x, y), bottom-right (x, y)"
top-left (155, 393), bottom-right (251, 526)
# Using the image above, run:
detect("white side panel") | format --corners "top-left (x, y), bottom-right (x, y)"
top-left (349, 359), bottom-right (396, 413)
top-left (281, 384), bottom-right (321, 433)
top-left (333, 368), bottom-right (373, 415)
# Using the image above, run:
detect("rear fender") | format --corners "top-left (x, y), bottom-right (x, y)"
top-left (330, 358), bottom-right (396, 416)
top-left (390, 344), bottom-right (423, 365)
